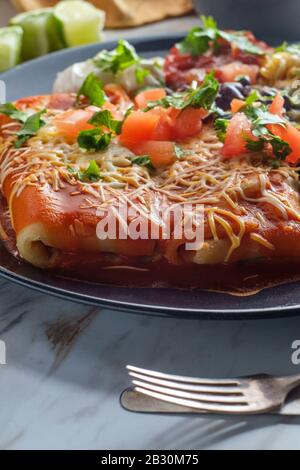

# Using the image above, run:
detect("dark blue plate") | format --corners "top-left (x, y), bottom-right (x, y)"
top-left (1, 35), bottom-right (300, 319)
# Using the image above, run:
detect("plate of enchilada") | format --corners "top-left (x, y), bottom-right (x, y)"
top-left (2, 17), bottom-right (300, 318)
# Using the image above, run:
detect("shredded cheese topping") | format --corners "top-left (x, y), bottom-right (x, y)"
top-left (1, 108), bottom-right (300, 264)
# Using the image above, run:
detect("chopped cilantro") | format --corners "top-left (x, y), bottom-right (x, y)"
top-left (177, 15), bottom-right (265, 57)
top-left (244, 90), bottom-right (260, 107)
top-left (245, 134), bottom-right (291, 159)
top-left (237, 100), bottom-right (290, 159)
top-left (174, 144), bottom-right (185, 159)
top-left (77, 128), bottom-right (111, 152)
top-left (67, 166), bottom-right (76, 174)
top-left (178, 16), bottom-right (217, 56)
top-left (174, 144), bottom-right (193, 159)
top-left (214, 118), bottom-right (229, 142)
top-left (94, 39), bottom-right (149, 84)
top-left (135, 67), bottom-right (150, 85)
top-left (79, 160), bottom-right (102, 182)
top-left (219, 30), bottom-right (265, 56)
top-left (0, 103), bottom-right (28, 123)
top-left (15, 110), bottom-right (46, 148)
top-left (94, 40), bottom-right (139, 74)
top-left (132, 155), bottom-right (154, 170)
top-left (145, 72), bottom-right (219, 111)
top-left (93, 40), bottom-right (153, 86)
top-left (67, 162), bottom-right (102, 182)
top-left (244, 137), bottom-right (264, 152)
top-left (88, 110), bottom-right (122, 134)
top-left (77, 110), bottom-right (122, 152)
top-left (77, 73), bottom-right (106, 107)
top-left (268, 135), bottom-right (291, 159)
top-left (216, 92), bottom-right (292, 160)
top-left (275, 42), bottom-right (300, 55)
top-left (243, 107), bottom-right (286, 137)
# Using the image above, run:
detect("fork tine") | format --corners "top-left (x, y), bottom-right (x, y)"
top-left (127, 365), bottom-right (240, 386)
top-left (129, 371), bottom-right (242, 394)
top-left (132, 380), bottom-right (247, 404)
top-left (134, 387), bottom-right (254, 414)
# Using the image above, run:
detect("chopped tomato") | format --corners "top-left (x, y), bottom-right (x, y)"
top-left (215, 62), bottom-right (259, 84)
top-left (135, 88), bottom-right (166, 109)
top-left (284, 126), bottom-right (300, 163)
top-left (15, 95), bottom-right (49, 111)
top-left (134, 140), bottom-right (176, 168)
top-left (268, 122), bottom-right (300, 164)
top-left (103, 83), bottom-right (132, 117)
top-left (120, 103), bottom-right (207, 149)
top-left (269, 93), bottom-right (284, 116)
top-left (0, 114), bottom-right (12, 127)
top-left (267, 94), bottom-right (300, 163)
top-left (230, 98), bottom-right (245, 113)
top-left (15, 94), bottom-right (77, 111)
top-left (54, 107), bottom-right (96, 139)
top-left (104, 84), bottom-right (131, 105)
top-left (222, 113), bottom-right (252, 158)
top-left (172, 107), bottom-right (205, 140)
top-left (151, 109), bottom-right (174, 141)
top-left (148, 107), bottom-right (183, 141)
top-left (47, 94), bottom-right (76, 110)
top-left (119, 110), bottom-right (161, 146)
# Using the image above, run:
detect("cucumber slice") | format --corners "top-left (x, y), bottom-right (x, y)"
top-left (53, 0), bottom-right (105, 47)
top-left (10, 8), bottom-right (64, 61)
top-left (0, 26), bottom-right (23, 73)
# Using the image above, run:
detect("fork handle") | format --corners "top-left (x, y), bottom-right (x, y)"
top-left (278, 374), bottom-right (300, 392)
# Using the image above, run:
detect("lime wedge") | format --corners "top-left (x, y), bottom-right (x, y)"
top-left (53, 0), bottom-right (105, 47)
top-left (10, 8), bottom-right (64, 61)
top-left (0, 26), bottom-right (23, 73)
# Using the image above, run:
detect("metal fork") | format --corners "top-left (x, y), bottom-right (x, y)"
top-left (127, 365), bottom-right (300, 415)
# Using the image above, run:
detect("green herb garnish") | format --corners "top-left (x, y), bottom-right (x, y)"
top-left (177, 15), bottom-right (265, 57)
top-left (145, 72), bottom-right (219, 111)
top-left (236, 98), bottom-right (291, 159)
top-left (74, 160), bottom-right (102, 182)
top-left (15, 110), bottom-right (46, 148)
top-left (244, 137), bottom-right (264, 152)
top-left (77, 128), bottom-right (112, 152)
top-left (268, 135), bottom-right (291, 159)
top-left (178, 16), bottom-right (217, 56)
top-left (275, 42), bottom-right (300, 55)
top-left (243, 107), bottom-right (286, 137)
top-left (214, 118), bottom-right (229, 142)
top-left (132, 155), bottom-right (154, 170)
top-left (67, 163), bottom-right (102, 182)
top-left (135, 67), bottom-right (150, 84)
top-left (93, 39), bottom-right (150, 85)
top-left (94, 40), bottom-right (139, 73)
top-left (245, 134), bottom-right (291, 160)
top-left (174, 144), bottom-right (193, 159)
top-left (77, 109), bottom-right (123, 152)
top-left (220, 31), bottom-right (265, 56)
top-left (0, 103), bottom-right (28, 123)
top-left (88, 109), bottom-right (122, 134)
top-left (216, 91), bottom-right (292, 160)
top-left (244, 90), bottom-right (260, 107)
top-left (77, 73), bottom-right (106, 107)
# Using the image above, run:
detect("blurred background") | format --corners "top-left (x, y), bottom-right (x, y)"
top-left (3, 0), bottom-right (299, 40)
top-left (1, 0), bottom-right (299, 73)
top-left (3, 0), bottom-right (194, 28)
top-left (0, 0), bottom-right (196, 72)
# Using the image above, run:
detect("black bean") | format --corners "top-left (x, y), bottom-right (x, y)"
top-left (216, 83), bottom-right (246, 110)
top-left (283, 95), bottom-right (293, 111)
top-left (237, 76), bottom-right (251, 87)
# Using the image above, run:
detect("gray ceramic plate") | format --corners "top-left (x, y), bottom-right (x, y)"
top-left (1, 35), bottom-right (300, 319)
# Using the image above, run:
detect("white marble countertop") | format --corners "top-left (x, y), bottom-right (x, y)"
top-left (1, 0), bottom-right (300, 451)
